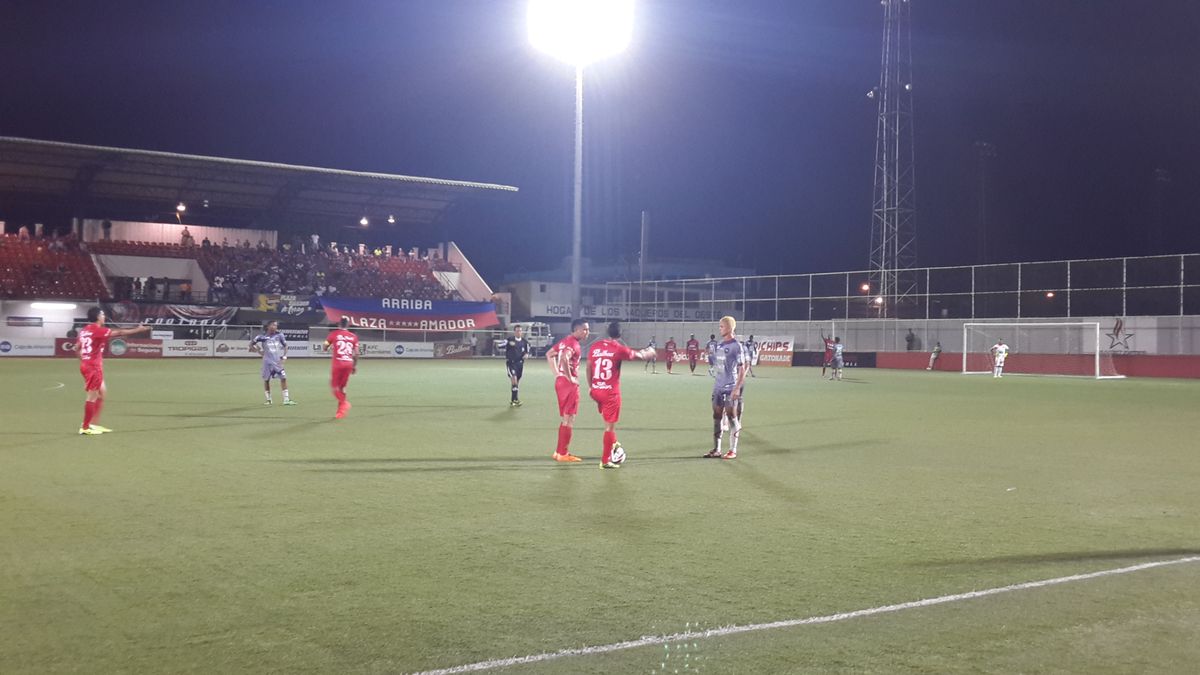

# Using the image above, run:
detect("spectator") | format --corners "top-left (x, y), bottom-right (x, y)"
top-left (18, 225), bottom-right (30, 240)
top-left (241, 239), bottom-right (251, 249)
top-left (258, 238), bottom-right (269, 250)
top-left (202, 236), bottom-right (211, 248)
top-left (469, 334), bottom-right (478, 355)
top-left (101, 220), bottom-right (113, 241)
top-left (905, 329), bottom-right (916, 351)
top-left (180, 281), bottom-right (192, 302)
top-left (180, 227), bottom-right (194, 246)
top-left (222, 237), bottom-right (230, 247)
top-left (311, 233), bottom-right (320, 252)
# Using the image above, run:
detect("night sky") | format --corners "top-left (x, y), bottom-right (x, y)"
top-left (4, 1), bottom-right (1199, 280)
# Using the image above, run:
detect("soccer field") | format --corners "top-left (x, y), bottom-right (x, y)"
top-left (2, 357), bottom-right (1198, 674)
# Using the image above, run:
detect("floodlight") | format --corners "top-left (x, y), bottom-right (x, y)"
top-left (1046, 291), bottom-right (1055, 298)
top-left (176, 202), bottom-right (187, 212)
top-left (873, 296), bottom-right (884, 305)
top-left (360, 216), bottom-right (369, 226)
top-left (860, 283), bottom-right (871, 292)
top-left (528, 0), bottom-right (634, 66)
top-left (387, 214), bottom-right (396, 224)
top-left (31, 302), bottom-right (77, 310)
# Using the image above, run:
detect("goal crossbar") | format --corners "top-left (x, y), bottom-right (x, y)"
top-left (961, 322), bottom-right (1125, 379)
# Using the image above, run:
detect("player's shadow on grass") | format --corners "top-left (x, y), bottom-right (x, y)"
top-left (278, 454), bottom-right (593, 474)
top-left (917, 548), bottom-right (1200, 568)
top-left (302, 463), bottom-right (562, 474)
top-left (132, 407), bottom-right (286, 419)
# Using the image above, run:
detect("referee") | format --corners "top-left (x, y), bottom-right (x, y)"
top-left (505, 325), bottom-right (530, 407)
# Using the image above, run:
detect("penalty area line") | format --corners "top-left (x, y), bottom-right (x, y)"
top-left (410, 555), bottom-right (1200, 675)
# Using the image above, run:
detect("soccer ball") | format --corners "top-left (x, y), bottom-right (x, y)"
top-left (611, 445), bottom-right (626, 465)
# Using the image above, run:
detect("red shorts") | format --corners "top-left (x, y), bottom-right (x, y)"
top-left (665, 352), bottom-right (676, 362)
top-left (590, 388), bottom-right (621, 423)
top-left (555, 377), bottom-right (579, 416)
top-left (80, 363), bottom-right (104, 391)
top-left (688, 354), bottom-right (699, 363)
top-left (331, 363), bottom-right (354, 388)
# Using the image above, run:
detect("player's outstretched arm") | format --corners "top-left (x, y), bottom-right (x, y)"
top-left (633, 347), bottom-right (655, 361)
top-left (109, 323), bottom-right (151, 338)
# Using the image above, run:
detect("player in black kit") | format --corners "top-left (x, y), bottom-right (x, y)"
top-left (504, 325), bottom-right (530, 407)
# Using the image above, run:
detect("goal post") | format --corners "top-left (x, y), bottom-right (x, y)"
top-left (962, 322), bottom-right (1125, 379)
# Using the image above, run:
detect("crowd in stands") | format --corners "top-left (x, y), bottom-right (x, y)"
top-left (85, 235), bottom-right (458, 306)
top-left (0, 229), bottom-right (107, 300)
top-left (199, 244), bottom-right (456, 306)
top-left (2, 222), bottom-right (461, 304)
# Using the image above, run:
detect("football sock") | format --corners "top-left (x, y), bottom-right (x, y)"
top-left (730, 417), bottom-right (742, 452)
top-left (557, 424), bottom-right (573, 455)
top-left (282, 389), bottom-right (290, 401)
top-left (265, 391), bottom-right (272, 402)
top-left (511, 385), bottom-right (518, 402)
top-left (602, 430), bottom-right (616, 463)
top-left (82, 401), bottom-right (95, 429)
top-left (334, 389), bottom-right (346, 404)
top-left (713, 418), bottom-right (723, 452)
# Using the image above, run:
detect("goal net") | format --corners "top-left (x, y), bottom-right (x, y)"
top-left (962, 322), bottom-right (1124, 379)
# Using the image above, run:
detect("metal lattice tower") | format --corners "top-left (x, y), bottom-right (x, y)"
top-left (868, 0), bottom-right (917, 317)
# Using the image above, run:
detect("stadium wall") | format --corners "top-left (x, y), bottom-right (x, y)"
top-left (875, 351), bottom-right (1200, 378)
top-left (617, 315), bottom-right (1200, 356)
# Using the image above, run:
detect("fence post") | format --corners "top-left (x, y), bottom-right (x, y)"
top-left (1016, 262), bottom-right (1022, 318)
top-left (1122, 258), bottom-right (1127, 317)
top-left (970, 266), bottom-right (976, 319)
top-left (1070, 260), bottom-right (1080, 317)
top-left (774, 276), bottom-right (780, 321)
top-left (807, 274), bottom-right (813, 321)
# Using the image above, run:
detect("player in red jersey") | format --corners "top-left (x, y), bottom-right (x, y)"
top-left (821, 332), bottom-right (836, 377)
top-left (586, 321), bottom-right (656, 468)
top-left (76, 307), bottom-right (150, 435)
top-left (685, 334), bottom-right (701, 374)
top-left (545, 318), bottom-right (589, 462)
top-left (323, 317), bottom-right (360, 419)
top-left (663, 337), bottom-right (677, 374)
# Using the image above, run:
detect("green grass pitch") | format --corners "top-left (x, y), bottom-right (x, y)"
top-left (2, 357), bottom-right (1198, 673)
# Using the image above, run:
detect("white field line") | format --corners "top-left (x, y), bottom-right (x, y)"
top-left (411, 556), bottom-right (1200, 675)
top-left (44, 381), bottom-right (65, 390)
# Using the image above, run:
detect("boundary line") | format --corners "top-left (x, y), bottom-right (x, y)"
top-left (411, 556), bottom-right (1200, 675)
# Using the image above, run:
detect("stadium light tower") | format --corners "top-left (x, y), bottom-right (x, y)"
top-left (528, 0), bottom-right (634, 320)
top-left (868, 0), bottom-right (917, 318)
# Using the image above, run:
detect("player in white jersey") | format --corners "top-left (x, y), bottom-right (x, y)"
top-left (990, 339), bottom-right (1009, 378)
top-left (250, 320), bottom-right (294, 405)
top-left (829, 337), bottom-right (845, 381)
top-left (644, 336), bottom-right (658, 373)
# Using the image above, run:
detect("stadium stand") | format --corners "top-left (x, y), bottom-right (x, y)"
top-left (86, 239), bottom-right (454, 305)
top-left (0, 234), bottom-right (109, 300)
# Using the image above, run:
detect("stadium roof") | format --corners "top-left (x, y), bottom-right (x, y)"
top-left (0, 137), bottom-right (518, 228)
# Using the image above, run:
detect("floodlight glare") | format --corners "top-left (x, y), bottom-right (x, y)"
top-left (176, 202), bottom-right (187, 212)
top-left (387, 214), bottom-right (396, 224)
top-left (360, 216), bottom-right (369, 226)
top-left (31, 302), bottom-right (77, 310)
top-left (874, 296), bottom-right (884, 305)
top-left (528, 0), bottom-right (633, 66)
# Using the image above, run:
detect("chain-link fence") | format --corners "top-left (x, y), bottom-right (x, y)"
top-left (610, 254), bottom-right (1200, 322)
